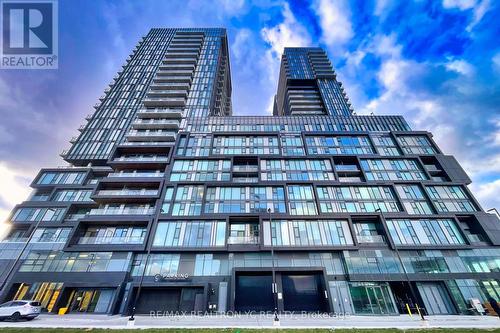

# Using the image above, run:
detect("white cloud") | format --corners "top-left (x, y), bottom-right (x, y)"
top-left (441, 0), bottom-right (491, 31)
top-left (312, 0), bottom-right (353, 48)
top-left (442, 0), bottom-right (477, 10)
top-left (445, 59), bottom-right (475, 76)
top-left (0, 163), bottom-right (32, 224)
top-left (261, 2), bottom-right (311, 58)
top-left (470, 179), bottom-right (500, 211)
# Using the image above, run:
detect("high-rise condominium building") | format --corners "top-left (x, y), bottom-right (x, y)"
top-left (0, 28), bottom-right (499, 316)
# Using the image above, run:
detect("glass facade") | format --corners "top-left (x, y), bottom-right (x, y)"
top-left (1, 31), bottom-right (498, 316)
top-left (317, 186), bottom-right (402, 213)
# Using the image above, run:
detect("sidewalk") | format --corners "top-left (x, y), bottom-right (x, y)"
top-left (0, 313), bottom-right (498, 329)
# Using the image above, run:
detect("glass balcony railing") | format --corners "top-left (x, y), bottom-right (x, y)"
top-left (233, 177), bottom-right (259, 183)
top-left (467, 234), bottom-right (487, 243)
top-left (89, 207), bottom-right (155, 216)
top-left (114, 156), bottom-right (169, 162)
top-left (233, 165), bottom-right (258, 172)
top-left (108, 172), bottom-right (164, 178)
top-left (65, 213), bottom-right (89, 221)
top-left (96, 189), bottom-right (158, 196)
top-left (356, 234), bottom-right (386, 244)
top-left (227, 236), bottom-right (260, 245)
top-left (77, 236), bottom-right (144, 245)
top-left (336, 165), bottom-right (359, 172)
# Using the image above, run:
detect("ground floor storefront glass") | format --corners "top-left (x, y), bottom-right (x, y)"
top-left (12, 282), bottom-right (62, 312)
top-left (349, 282), bottom-right (398, 315)
top-left (66, 288), bottom-right (114, 313)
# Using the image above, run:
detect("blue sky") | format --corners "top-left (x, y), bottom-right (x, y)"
top-left (0, 0), bottom-right (499, 221)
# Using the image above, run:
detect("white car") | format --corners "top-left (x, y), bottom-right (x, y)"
top-left (0, 300), bottom-right (41, 321)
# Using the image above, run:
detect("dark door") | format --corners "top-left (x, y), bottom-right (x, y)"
top-left (282, 273), bottom-right (327, 312)
top-left (135, 288), bottom-right (181, 314)
top-left (179, 288), bottom-right (204, 312)
top-left (235, 274), bottom-right (273, 312)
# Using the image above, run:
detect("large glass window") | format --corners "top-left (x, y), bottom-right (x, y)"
top-left (78, 226), bottom-right (146, 245)
top-left (287, 185), bottom-right (318, 215)
top-left (316, 186), bottom-right (402, 213)
top-left (371, 133), bottom-right (401, 156)
top-left (176, 134), bottom-right (211, 156)
top-left (20, 252), bottom-right (130, 272)
top-left (305, 135), bottom-right (375, 155)
top-left (212, 135), bottom-right (279, 155)
top-left (280, 134), bottom-right (305, 156)
top-left (153, 221), bottom-right (226, 247)
top-left (172, 186), bottom-right (204, 216)
top-left (37, 171), bottom-right (86, 185)
top-left (31, 228), bottom-right (71, 243)
top-left (260, 159), bottom-right (334, 181)
top-left (52, 190), bottom-right (93, 202)
top-left (263, 219), bottom-right (353, 246)
top-left (12, 207), bottom-right (66, 222)
top-left (205, 186), bottom-right (286, 214)
top-left (343, 250), bottom-right (402, 274)
top-left (170, 160), bottom-right (231, 181)
top-left (360, 159), bottom-right (428, 181)
top-left (425, 185), bottom-right (477, 212)
top-left (386, 219), bottom-right (466, 245)
top-left (395, 185), bottom-right (434, 214)
top-left (131, 254), bottom-right (180, 276)
top-left (396, 135), bottom-right (437, 155)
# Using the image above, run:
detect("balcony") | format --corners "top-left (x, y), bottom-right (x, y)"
top-left (162, 58), bottom-right (197, 65)
top-left (336, 165), bottom-right (359, 172)
top-left (143, 96), bottom-right (186, 107)
top-left (77, 236), bottom-right (144, 245)
top-left (233, 177), bottom-right (259, 183)
top-left (356, 234), bottom-right (386, 244)
top-left (65, 213), bottom-right (89, 221)
top-left (137, 108), bottom-right (183, 119)
top-left (113, 156), bottom-right (169, 162)
top-left (157, 69), bottom-right (193, 76)
top-left (467, 233), bottom-right (488, 244)
top-left (96, 189), bottom-right (159, 197)
top-left (153, 76), bottom-right (192, 84)
top-left (159, 64), bottom-right (195, 71)
top-left (89, 207), bottom-right (155, 216)
top-left (108, 172), bottom-right (164, 178)
top-left (146, 90), bottom-right (188, 98)
top-left (126, 130), bottom-right (177, 142)
top-left (227, 236), bottom-right (260, 245)
top-left (132, 119), bottom-right (180, 130)
top-left (150, 82), bottom-right (190, 90)
top-left (233, 165), bottom-right (258, 173)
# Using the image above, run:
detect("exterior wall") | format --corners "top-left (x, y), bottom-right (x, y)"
top-left (0, 28), bottom-right (499, 316)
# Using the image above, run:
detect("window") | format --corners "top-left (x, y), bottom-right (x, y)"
top-left (170, 160), bottom-right (231, 181)
top-left (261, 159), bottom-right (334, 181)
top-left (20, 252), bottom-right (129, 272)
top-left (12, 207), bottom-right (65, 222)
top-left (395, 185), bottom-right (434, 215)
top-left (263, 219), bottom-right (353, 246)
top-left (37, 171), bottom-right (86, 185)
top-left (172, 186), bottom-right (204, 216)
top-left (371, 133), bottom-right (401, 156)
top-left (205, 186), bottom-right (286, 214)
top-left (425, 185), bottom-right (477, 213)
top-left (396, 135), bottom-right (436, 155)
top-left (305, 135), bottom-right (375, 155)
top-left (280, 134), bottom-right (305, 156)
top-left (153, 221), bottom-right (226, 247)
top-left (386, 219), bottom-right (466, 245)
top-left (360, 159), bottom-right (428, 181)
top-left (212, 135), bottom-right (279, 155)
top-left (131, 254), bottom-right (180, 276)
top-left (287, 185), bottom-right (318, 215)
top-left (316, 186), bottom-right (402, 213)
top-left (52, 190), bottom-right (93, 202)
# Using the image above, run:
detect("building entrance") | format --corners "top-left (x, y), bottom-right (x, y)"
top-left (134, 287), bottom-right (204, 314)
top-left (234, 273), bottom-right (274, 312)
top-left (67, 288), bottom-right (114, 313)
top-left (282, 273), bottom-right (327, 312)
top-left (349, 282), bottom-right (398, 315)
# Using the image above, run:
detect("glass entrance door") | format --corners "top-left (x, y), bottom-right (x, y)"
top-left (349, 282), bottom-right (397, 315)
top-left (67, 289), bottom-right (113, 313)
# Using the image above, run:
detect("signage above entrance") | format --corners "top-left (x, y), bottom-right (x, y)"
top-left (154, 273), bottom-right (190, 282)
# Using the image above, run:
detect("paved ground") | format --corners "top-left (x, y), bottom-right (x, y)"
top-left (0, 313), bottom-right (498, 329)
